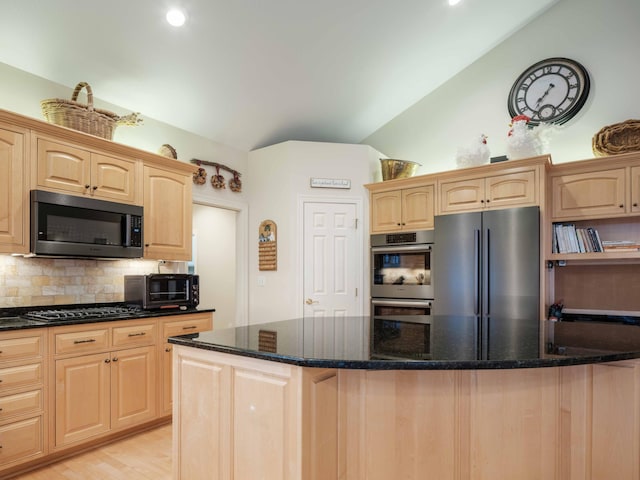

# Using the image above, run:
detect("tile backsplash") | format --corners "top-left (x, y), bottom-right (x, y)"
top-left (0, 256), bottom-right (184, 307)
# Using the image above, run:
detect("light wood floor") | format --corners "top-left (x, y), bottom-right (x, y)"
top-left (12, 424), bottom-right (172, 480)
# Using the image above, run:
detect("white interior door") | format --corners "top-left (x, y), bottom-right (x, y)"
top-left (303, 201), bottom-right (361, 318)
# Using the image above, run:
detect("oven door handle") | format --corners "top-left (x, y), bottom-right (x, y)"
top-left (371, 244), bottom-right (431, 254)
top-left (371, 299), bottom-right (433, 308)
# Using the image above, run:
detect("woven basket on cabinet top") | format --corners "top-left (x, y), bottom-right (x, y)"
top-left (40, 81), bottom-right (141, 140)
top-left (592, 119), bottom-right (640, 157)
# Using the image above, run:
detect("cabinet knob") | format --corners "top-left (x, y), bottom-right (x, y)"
top-left (480, 199), bottom-right (485, 203)
top-left (105, 358), bottom-right (111, 363)
top-left (620, 204), bottom-right (624, 208)
top-left (112, 357), bottom-right (118, 362)
top-left (92, 186), bottom-right (98, 191)
top-left (634, 203), bottom-right (639, 207)
top-left (397, 223), bottom-right (401, 226)
top-left (165, 347), bottom-right (172, 353)
top-left (486, 199), bottom-right (490, 203)
top-left (84, 184), bottom-right (90, 189)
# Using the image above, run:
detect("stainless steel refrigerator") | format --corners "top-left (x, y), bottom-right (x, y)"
top-left (432, 206), bottom-right (540, 359)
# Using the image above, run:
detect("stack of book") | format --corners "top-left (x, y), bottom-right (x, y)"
top-left (552, 224), bottom-right (603, 253)
top-left (553, 223), bottom-right (640, 253)
top-left (601, 240), bottom-right (640, 252)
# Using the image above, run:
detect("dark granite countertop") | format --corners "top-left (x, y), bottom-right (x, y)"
top-left (0, 303), bottom-right (215, 331)
top-left (168, 315), bottom-right (640, 370)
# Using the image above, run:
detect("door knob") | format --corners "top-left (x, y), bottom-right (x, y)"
top-left (305, 298), bottom-right (319, 305)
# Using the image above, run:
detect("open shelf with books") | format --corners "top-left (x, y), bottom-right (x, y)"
top-left (549, 217), bottom-right (640, 262)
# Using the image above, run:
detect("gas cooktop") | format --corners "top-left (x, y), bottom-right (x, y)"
top-left (23, 305), bottom-right (142, 322)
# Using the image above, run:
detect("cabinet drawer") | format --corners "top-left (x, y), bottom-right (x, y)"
top-left (112, 322), bottom-right (156, 347)
top-left (55, 328), bottom-right (109, 355)
top-left (0, 334), bottom-right (43, 363)
top-left (0, 363), bottom-right (42, 390)
top-left (0, 389), bottom-right (42, 420)
top-left (0, 416), bottom-right (43, 466)
top-left (164, 315), bottom-right (212, 338)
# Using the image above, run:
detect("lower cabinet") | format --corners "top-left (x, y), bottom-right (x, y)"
top-left (49, 314), bottom-right (214, 451)
top-left (0, 330), bottom-right (46, 471)
top-left (160, 313), bottom-right (213, 416)
top-left (54, 345), bottom-right (156, 447)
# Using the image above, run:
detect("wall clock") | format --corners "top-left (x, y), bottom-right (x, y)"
top-left (507, 57), bottom-right (590, 126)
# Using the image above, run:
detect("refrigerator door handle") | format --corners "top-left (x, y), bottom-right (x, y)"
top-left (474, 229), bottom-right (480, 315)
top-left (485, 228), bottom-right (490, 315)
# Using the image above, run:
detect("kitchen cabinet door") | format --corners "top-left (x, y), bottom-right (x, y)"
top-left (402, 185), bottom-right (434, 230)
top-left (370, 185), bottom-right (434, 233)
top-left (35, 137), bottom-right (140, 204)
top-left (440, 171), bottom-right (537, 214)
top-left (110, 345), bottom-right (156, 430)
top-left (0, 123), bottom-right (28, 254)
top-left (551, 168), bottom-right (626, 219)
top-left (143, 164), bottom-right (192, 261)
top-left (160, 313), bottom-right (214, 416)
top-left (55, 352), bottom-right (111, 446)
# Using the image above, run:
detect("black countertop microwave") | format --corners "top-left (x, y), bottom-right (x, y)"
top-left (30, 189), bottom-right (143, 258)
top-left (124, 274), bottom-right (200, 310)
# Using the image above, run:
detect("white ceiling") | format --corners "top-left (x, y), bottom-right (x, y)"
top-left (0, 0), bottom-right (557, 152)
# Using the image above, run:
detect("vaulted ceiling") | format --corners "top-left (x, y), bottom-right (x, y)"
top-left (0, 0), bottom-right (557, 151)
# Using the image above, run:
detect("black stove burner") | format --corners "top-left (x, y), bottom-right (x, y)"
top-left (24, 305), bottom-right (142, 322)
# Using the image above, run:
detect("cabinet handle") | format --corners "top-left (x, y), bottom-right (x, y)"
top-left (634, 203), bottom-right (639, 207)
top-left (128, 332), bottom-right (146, 337)
top-left (74, 338), bottom-right (96, 344)
top-left (84, 184), bottom-right (90, 189)
top-left (165, 347), bottom-right (172, 353)
top-left (105, 358), bottom-right (111, 363)
top-left (112, 357), bottom-right (118, 362)
top-left (92, 185), bottom-right (98, 190)
top-left (480, 199), bottom-right (485, 203)
top-left (182, 325), bottom-right (197, 330)
top-left (397, 223), bottom-right (401, 226)
top-left (620, 204), bottom-right (624, 208)
top-left (486, 199), bottom-right (490, 203)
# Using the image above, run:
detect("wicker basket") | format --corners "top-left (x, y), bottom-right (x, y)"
top-left (592, 119), bottom-right (640, 157)
top-left (41, 82), bottom-right (141, 140)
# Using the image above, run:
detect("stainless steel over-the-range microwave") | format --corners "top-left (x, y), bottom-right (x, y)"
top-left (30, 189), bottom-right (143, 258)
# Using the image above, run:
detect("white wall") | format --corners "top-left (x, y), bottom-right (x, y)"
top-left (362, 0), bottom-right (640, 173)
top-left (245, 141), bottom-right (383, 325)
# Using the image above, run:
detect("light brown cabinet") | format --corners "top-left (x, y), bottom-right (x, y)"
top-left (143, 164), bottom-right (193, 260)
top-left (34, 136), bottom-right (142, 204)
top-left (370, 185), bottom-right (435, 233)
top-left (51, 320), bottom-right (156, 448)
top-left (0, 330), bottom-right (47, 470)
top-left (160, 313), bottom-right (213, 416)
top-left (0, 123), bottom-right (29, 254)
top-left (550, 156), bottom-right (640, 220)
top-left (439, 169), bottom-right (538, 214)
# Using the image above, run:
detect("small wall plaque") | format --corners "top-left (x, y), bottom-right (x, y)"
top-left (310, 177), bottom-right (351, 189)
top-left (258, 220), bottom-right (277, 271)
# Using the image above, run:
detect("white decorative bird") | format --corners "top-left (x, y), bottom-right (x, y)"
top-left (455, 134), bottom-right (490, 168)
top-left (506, 115), bottom-right (556, 160)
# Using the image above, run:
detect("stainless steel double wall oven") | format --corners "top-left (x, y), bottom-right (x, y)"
top-left (370, 230), bottom-right (434, 317)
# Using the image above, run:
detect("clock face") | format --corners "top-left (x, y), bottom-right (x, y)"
top-left (507, 57), bottom-right (590, 126)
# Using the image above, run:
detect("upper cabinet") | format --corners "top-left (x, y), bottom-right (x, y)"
top-left (551, 164), bottom-right (634, 220)
top-left (370, 184), bottom-right (435, 233)
top-left (437, 158), bottom-right (547, 215)
top-left (547, 152), bottom-right (640, 261)
top-left (0, 109), bottom-right (197, 261)
top-left (0, 122), bottom-right (28, 254)
top-left (34, 135), bottom-right (142, 205)
top-left (143, 164), bottom-right (193, 261)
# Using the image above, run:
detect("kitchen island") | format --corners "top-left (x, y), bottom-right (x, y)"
top-left (169, 316), bottom-right (640, 480)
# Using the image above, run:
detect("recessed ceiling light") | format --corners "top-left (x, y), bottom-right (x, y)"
top-left (448, 0), bottom-right (462, 5)
top-left (166, 8), bottom-right (186, 27)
